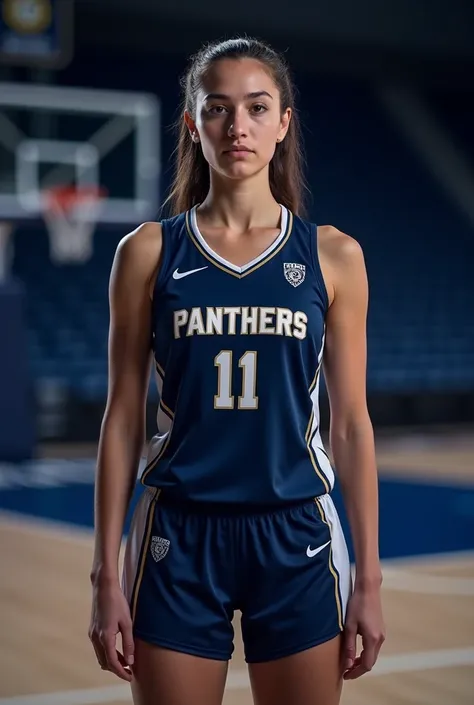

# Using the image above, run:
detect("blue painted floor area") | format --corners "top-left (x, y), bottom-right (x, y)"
top-left (0, 459), bottom-right (473, 561)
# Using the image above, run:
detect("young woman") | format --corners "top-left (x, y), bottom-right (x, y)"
top-left (88, 37), bottom-right (385, 705)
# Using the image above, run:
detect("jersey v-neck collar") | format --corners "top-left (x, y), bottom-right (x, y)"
top-left (185, 204), bottom-right (293, 279)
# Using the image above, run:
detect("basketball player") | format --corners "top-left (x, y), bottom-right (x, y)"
top-left (88, 37), bottom-right (385, 705)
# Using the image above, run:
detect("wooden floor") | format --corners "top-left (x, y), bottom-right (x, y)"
top-left (1, 430), bottom-right (473, 704)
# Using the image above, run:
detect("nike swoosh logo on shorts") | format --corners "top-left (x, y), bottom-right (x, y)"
top-left (306, 540), bottom-right (331, 558)
top-left (172, 266), bottom-right (208, 280)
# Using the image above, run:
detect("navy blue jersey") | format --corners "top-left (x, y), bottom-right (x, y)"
top-left (142, 205), bottom-right (335, 504)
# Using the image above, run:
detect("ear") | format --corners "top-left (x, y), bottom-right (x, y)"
top-left (277, 107), bottom-right (292, 144)
top-left (184, 110), bottom-right (200, 143)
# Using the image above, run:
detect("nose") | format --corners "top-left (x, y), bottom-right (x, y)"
top-left (227, 107), bottom-right (248, 139)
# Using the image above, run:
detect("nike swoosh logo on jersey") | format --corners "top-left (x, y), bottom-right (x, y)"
top-left (173, 266), bottom-right (208, 280)
top-left (306, 540), bottom-right (331, 558)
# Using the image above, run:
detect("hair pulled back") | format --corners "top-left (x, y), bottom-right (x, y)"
top-left (164, 37), bottom-right (307, 216)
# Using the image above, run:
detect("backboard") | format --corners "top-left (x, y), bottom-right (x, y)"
top-left (0, 81), bottom-right (161, 227)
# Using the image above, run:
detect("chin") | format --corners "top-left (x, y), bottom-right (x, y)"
top-left (216, 159), bottom-right (267, 181)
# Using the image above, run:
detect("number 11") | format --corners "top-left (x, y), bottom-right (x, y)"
top-left (214, 350), bottom-right (259, 410)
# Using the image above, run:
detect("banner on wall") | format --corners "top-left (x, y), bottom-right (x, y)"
top-left (0, 0), bottom-right (73, 69)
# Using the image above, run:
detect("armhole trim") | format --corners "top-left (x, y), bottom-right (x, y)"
top-left (310, 222), bottom-right (330, 313)
top-left (152, 220), bottom-right (169, 296)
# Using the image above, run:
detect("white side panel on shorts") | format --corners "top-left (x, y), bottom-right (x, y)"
top-left (319, 493), bottom-right (352, 621)
top-left (122, 487), bottom-right (155, 604)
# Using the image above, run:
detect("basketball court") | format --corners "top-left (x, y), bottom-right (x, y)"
top-left (0, 430), bottom-right (473, 705)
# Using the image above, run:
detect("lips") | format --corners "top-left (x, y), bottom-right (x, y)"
top-left (224, 146), bottom-right (253, 153)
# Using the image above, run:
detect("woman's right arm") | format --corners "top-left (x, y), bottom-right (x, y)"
top-left (88, 222), bottom-right (162, 681)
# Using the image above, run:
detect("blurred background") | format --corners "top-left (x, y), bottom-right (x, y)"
top-left (0, 1), bottom-right (473, 704)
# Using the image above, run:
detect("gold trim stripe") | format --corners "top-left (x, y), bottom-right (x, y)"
top-left (131, 488), bottom-right (161, 623)
top-left (306, 363), bottom-right (330, 493)
top-left (141, 428), bottom-right (172, 485)
top-left (314, 497), bottom-right (343, 631)
top-left (306, 420), bottom-right (330, 494)
top-left (159, 398), bottom-right (174, 420)
top-left (141, 395), bottom-right (174, 484)
top-left (185, 209), bottom-right (293, 279)
top-left (309, 361), bottom-right (321, 396)
top-left (141, 354), bottom-right (175, 485)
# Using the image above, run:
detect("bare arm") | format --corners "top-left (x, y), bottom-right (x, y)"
top-left (91, 222), bottom-right (162, 585)
top-left (88, 223), bottom-right (162, 682)
top-left (319, 225), bottom-right (385, 678)
top-left (321, 230), bottom-right (380, 586)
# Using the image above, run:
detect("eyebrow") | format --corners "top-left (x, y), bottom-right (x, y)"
top-left (203, 91), bottom-right (274, 101)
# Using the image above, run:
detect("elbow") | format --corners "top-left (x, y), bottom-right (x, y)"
top-left (329, 407), bottom-right (373, 445)
top-left (100, 397), bottom-right (146, 449)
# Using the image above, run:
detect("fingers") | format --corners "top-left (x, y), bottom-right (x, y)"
top-left (342, 621), bottom-right (357, 673)
top-left (102, 629), bottom-right (132, 682)
top-left (91, 637), bottom-right (108, 670)
top-left (99, 629), bottom-right (133, 682)
top-left (343, 631), bottom-right (385, 680)
top-left (343, 656), bottom-right (362, 680)
top-left (360, 634), bottom-right (382, 673)
top-left (120, 618), bottom-right (135, 667)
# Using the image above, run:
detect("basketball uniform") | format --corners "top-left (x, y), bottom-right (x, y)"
top-left (122, 205), bottom-right (351, 662)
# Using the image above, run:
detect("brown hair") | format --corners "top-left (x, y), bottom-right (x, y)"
top-left (164, 37), bottom-right (307, 217)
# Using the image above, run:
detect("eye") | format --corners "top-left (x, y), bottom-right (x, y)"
top-left (251, 104), bottom-right (268, 114)
top-left (208, 105), bottom-right (227, 114)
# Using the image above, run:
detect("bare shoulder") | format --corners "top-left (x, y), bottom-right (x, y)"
top-left (112, 221), bottom-right (163, 293)
top-left (317, 224), bottom-right (364, 266)
top-left (115, 221), bottom-right (162, 265)
top-left (317, 225), bottom-right (366, 304)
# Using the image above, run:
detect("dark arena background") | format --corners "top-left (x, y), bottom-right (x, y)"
top-left (0, 1), bottom-right (473, 703)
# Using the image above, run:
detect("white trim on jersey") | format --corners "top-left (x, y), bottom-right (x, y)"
top-left (309, 328), bottom-right (335, 491)
top-left (154, 365), bottom-right (172, 432)
top-left (310, 374), bottom-right (335, 490)
top-left (190, 204), bottom-right (289, 274)
top-left (141, 366), bottom-right (174, 483)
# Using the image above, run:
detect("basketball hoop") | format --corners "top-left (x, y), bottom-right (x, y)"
top-left (42, 185), bottom-right (106, 264)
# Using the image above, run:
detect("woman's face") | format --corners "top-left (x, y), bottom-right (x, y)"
top-left (187, 58), bottom-right (291, 181)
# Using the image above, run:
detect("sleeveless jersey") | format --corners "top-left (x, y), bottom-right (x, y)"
top-left (142, 205), bottom-right (335, 505)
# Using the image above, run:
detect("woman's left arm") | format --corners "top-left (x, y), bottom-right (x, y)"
top-left (320, 227), bottom-right (386, 680)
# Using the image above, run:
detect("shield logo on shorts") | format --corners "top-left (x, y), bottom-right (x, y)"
top-left (150, 536), bottom-right (170, 562)
top-left (284, 262), bottom-right (306, 288)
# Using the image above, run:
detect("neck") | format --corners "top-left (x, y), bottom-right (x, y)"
top-left (199, 169), bottom-right (281, 232)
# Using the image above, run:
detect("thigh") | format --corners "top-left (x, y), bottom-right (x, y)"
top-left (122, 489), bottom-right (235, 661)
top-left (241, 495), bottom-right (351, 664)
top-left (249, 635), bottom-right (343, 705)
top-left (131, 639), bottom-right (228, 705)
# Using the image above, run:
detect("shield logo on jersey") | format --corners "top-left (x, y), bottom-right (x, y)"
top-left (150, 536), bottom-right (170, 562)
top-left (284, 262), bottom-right (306, 287)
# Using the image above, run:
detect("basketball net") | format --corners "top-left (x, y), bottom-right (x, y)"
top-left (42, 185), bottom-right (106, 264)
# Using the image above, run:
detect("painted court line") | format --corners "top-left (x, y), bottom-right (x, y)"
top-left (0, 510), bottom-right (95, 544)
top-left (382, 568), bottom-right (474, 595)
top-left (1, 648), bottom-right (473, 705)
top-left (370, 647), bottom-right (474, 675)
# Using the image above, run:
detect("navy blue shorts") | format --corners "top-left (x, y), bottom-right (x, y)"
top-left (122, 488), bottom-right (351, 663)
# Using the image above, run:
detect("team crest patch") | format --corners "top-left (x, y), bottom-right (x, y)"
top-left (284, 262), bottom-right (306, 287)
top-left (150, 536), bottom-right (170, 562)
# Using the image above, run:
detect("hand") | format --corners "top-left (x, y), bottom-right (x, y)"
top-left (342, 582), bottom-right (386, 680)
top-left (88, 578), bottom-right (135, 682)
